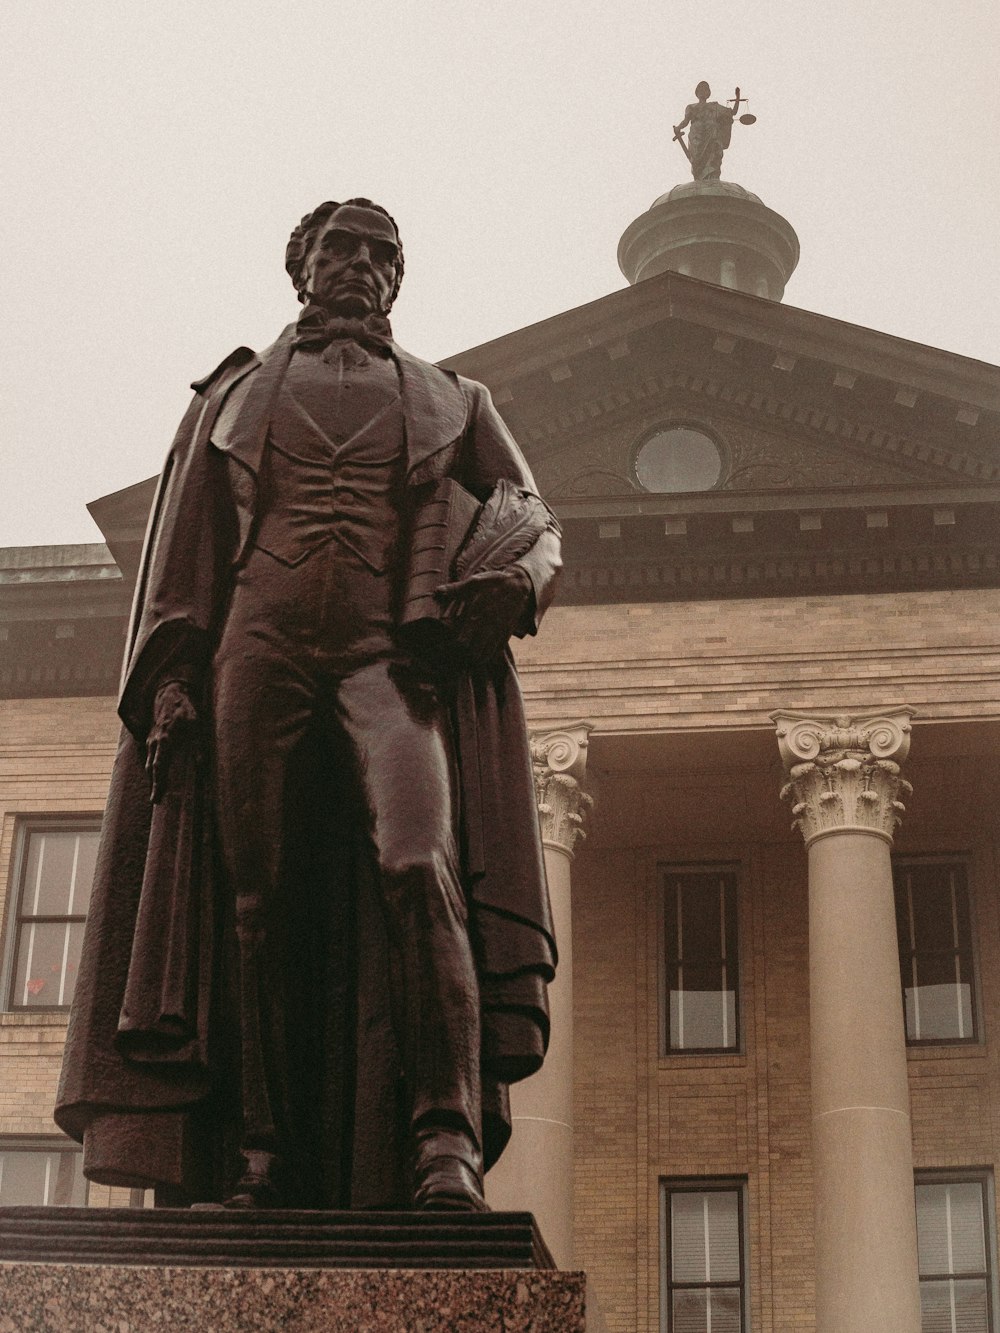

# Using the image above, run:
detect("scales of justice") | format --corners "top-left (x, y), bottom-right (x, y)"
top-left (672, 82), bottom-right (757, 181)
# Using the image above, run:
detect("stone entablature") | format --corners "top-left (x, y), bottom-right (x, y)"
top-left (773, 707), bottom-right (915, 847)
top-left (514, 588), bottom-right (1000, 737)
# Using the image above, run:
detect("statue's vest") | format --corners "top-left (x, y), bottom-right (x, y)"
top-left (254, 350), bottom-right (404, 573)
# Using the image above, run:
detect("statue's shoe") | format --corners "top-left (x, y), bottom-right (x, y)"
top-left (411, 1128), bottom-right (489, 1213)
top-left (223, 1149), bottom-right (285, 1209)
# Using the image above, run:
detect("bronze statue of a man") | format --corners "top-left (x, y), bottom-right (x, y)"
top-left (56, 199), bottom-right (561, 1213)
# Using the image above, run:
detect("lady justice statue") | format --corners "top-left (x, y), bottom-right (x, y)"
top-left (672, 82), bottom-right (756, 181)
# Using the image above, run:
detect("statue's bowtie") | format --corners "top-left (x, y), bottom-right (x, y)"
top-left (293, 307), bottom-right (394, 357)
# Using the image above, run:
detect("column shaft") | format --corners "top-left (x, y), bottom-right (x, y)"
top-left (486, 842), bottom-right (574, 1266)
top-left (484, 724), bottom-right (591, 1270)
top-left (808, 832), bottom-right (920, 1332)
top-left (774, 708), bottom-right (921, 1333)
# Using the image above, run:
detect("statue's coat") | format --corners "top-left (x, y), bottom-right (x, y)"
top-left (55, 327), bottom-right (560, 1203)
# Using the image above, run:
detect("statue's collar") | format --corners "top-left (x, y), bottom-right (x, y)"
top-left (214, 324), bottom-right (466, 482)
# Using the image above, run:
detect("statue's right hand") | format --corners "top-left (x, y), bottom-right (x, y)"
top-left (145, 680), bottom-right (198, 804)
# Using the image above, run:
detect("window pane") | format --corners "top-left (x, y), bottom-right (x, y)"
top-left (666, 871), bottom-right (739, 1053)
top-left (917, 1182), bottom-right (987, 1275)
top-left (20, 829), bottom-right (99, 919)
top-left (672, 1193), bottom-right (708, 1282)
top-left (953, 1279), bottom-right (990, 1333)
top-left (0, 1149), bottom-right (87, 1206)
top-left (671, 1288), bottom-right (741, 1333)
top-left (705, 1192), bottom-right (741, 1281)
top-left (70, 832), bottom-right (99, 916)
top-left (909, 880), bottom-right (956, 952)
top-left (708, 1289), bottom-right (741, 1333)
top-left (22, 832), bottom-right (79, 916)
top-left (678, 886), bottom-right (724, 963)
top-left (948, 1185), bottom-right (988, 1273)
top-left (671, 1191), bottom-right (741, 1283)
top-left (906, 984), bottom-right (975, 1043)
top-left (12, 921), bottom-right (84, 1007)
top-left (670, 986), bottom-right (737, 1051)
top-left (673, 1288), bottom-right (709, 1333)
top-left (895, 863), bottom-right (977, 1043)
top-left (50, 1150), bottom-right (84, 1205)
top-left (920, 1278), bottom-right (989, 1333)
top-left (635, 428), bottom-right (722, 494)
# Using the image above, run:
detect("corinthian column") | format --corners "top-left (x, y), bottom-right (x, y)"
top-left (773, 708), bottom-right (920, 1333)
top-left (484, 723), bottom-right (593, 1269)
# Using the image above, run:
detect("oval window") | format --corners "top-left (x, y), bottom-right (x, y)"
top-left (634, 427), bottom-right (722, 493)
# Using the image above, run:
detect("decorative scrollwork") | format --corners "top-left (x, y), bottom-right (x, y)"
top-left (531, 724), bottom-right (595, 856)
top-left (773, 708), bottom-right (915, 848)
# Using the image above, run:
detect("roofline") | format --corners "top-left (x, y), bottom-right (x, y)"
top-left (440, 270), bottom-right (1000, 410)
top-left (0, 542), bottom-right (115, 570)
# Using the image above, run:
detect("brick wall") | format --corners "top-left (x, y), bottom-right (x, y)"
top-left (0, 697), bottom-right (118, 1139)
top-left (515, 585), bottom-right (1000, 734)
top-left (569, 733), bottom-right (1000, 1331)
top-left (1, 580), bottom-right (998, 1325)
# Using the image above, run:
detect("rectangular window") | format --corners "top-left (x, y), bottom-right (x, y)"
top-left (6, 822), bottom-right (100, 1010)
top-left (663, 866), bottom-right (739, 1053)
top-left (916, 1174), bottom-right (995, 1332)
top-left (894, 859), bottom-right (978, 1044)
top-left (662, 1181), bottom-right (747, 1333)
top-left (0, 1139), bottom-right (88, 1206)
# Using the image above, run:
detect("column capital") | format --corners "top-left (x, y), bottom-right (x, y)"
top-left (772, 707), bottom-right (916, 848)
top-left (531, 723), bottom-right (594, 857)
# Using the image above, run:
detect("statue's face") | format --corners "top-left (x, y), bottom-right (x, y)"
top-left (303, 205), bottom-right (400, 316)
top-left (696, 81), bottom-right (710, 101)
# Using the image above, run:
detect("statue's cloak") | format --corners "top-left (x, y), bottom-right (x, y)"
top-left (54, 328), bottom-right (560, 1205)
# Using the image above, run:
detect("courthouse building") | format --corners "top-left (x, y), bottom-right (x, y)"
top-left (2, 167), bottom-right (1000, 1331)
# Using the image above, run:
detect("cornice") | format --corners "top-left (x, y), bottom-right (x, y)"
top-left (557, 538), bottom-right (1000, 606)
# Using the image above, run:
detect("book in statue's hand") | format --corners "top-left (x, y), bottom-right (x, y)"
top-left (401, 477), bottom-right (551, 653)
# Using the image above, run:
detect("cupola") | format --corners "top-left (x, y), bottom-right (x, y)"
top-left (618, 82), bottom-right (799, 301)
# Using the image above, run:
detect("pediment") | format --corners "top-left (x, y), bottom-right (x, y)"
top-left (537, 380), bottom-right (960, 503)
top-left (443, 269), bottom-right (1000, 508)
top-left (87, 475), bottom-right (157, 581)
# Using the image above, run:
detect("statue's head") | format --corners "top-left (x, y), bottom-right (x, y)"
top-left (285, 199), bottom-right (404, 317)
top-left (695, 81), bottom-right (711, 101)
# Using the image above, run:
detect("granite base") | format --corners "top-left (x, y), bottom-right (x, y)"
top-left (0, 1207), bottom-right (553, 1269)
top-left (0, 1263), bottom-right (607, 1331)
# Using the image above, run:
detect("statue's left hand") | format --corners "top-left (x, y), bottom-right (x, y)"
top-left (435, 566), bottom-right (533, 664)
top-left (146, 680), bottom-right (199, 804)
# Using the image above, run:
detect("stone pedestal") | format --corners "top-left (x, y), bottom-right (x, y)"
top-left (485, 725), bottom-right (592, 1269)
top-left (0, 1206), bottom-right (610, 1331)
top-left (774, 708), bottom-right (921, 1333)
top-left (0, 1264), bottom-right (605, 1332)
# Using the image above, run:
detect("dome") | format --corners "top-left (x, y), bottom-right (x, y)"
top-left (618, 178), bottom-right (799, 300)
top-left (653, 180), bottom-right (764, 208)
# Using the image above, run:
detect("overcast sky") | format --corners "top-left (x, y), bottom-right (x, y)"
top-left (3, 1), bottom-right (998, 549)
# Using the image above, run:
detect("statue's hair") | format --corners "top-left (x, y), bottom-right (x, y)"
top-left (285, 198), bottom-right (404, 309)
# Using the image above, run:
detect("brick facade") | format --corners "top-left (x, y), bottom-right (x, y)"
top-left (2, 582), bottom-right (998, 1325)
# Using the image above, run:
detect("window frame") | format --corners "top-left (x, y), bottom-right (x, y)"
top-left (915, 1169), bottom-right (998, 1333)
top-left (2, 816), bottom-right (102, 1014)
top-left (0, 1135), bottom-right (90, 1207)
top-left (659, 862), bottom-right (743, 1057)
top-left (630, 420), bottom-right (729, 495)
top-left (893, 854), bottom-right (983, 1048)
top-left (660, 1177), bottom-right (749, 1333)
